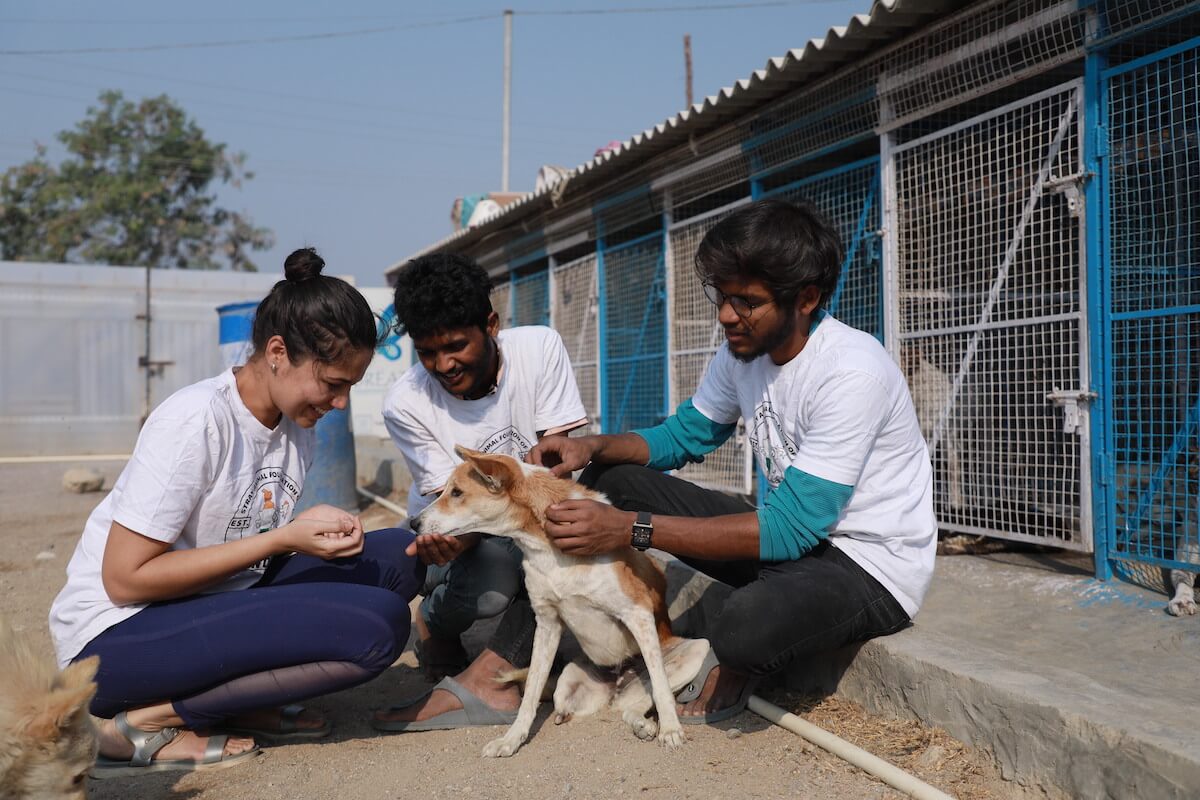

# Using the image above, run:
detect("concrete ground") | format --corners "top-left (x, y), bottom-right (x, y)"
top-left (4, 457), bottom-right (1197, 798)
top-left (711, 549), bottom-right (1200, 799)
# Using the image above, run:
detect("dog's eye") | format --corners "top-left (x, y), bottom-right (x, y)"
top-left (72, 772), bottom-right (86, 786)
top-left (450, 487), bottom-right (463, 498)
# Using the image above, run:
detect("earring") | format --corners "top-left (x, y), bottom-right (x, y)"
top-left (270, 362), bottom-right (277, 374)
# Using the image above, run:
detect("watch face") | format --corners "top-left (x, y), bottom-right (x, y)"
top-left (631, 525), bottom-right (652, 550)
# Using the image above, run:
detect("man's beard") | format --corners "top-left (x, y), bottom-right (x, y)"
top-left (729, 312), bottom-right (798, 363)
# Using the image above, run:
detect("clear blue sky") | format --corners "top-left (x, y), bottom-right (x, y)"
top-left (1, 1), bottom-right (868, 285)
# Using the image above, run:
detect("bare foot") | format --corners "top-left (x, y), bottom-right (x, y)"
top-left (676, 665), bottom-right (749, 719)
top-left (373, 649), bottom-right (520, 724)
top-left (98, 714), bottom-right (255, 764)
top-left (225, 705), bottom-right (327, 733)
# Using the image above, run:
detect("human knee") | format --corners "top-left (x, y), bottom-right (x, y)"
top-left (708, 597), bottom-right (775, 676)
top-left (361, 526), bottom-right (417, 563)
top-left (579, 463), bottom-right (649, 496)
top-left (347, 592), bottom-right (413, 673)
top-left (475, 589), bottom-right (516, 620)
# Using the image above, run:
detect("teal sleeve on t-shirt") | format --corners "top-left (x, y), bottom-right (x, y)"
top-left (757, 466), bottom-right (854, 561)
top-left (632, 399), bottom-right (737, 471)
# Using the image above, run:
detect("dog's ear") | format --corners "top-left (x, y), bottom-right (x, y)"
top-left (25, 657), bottom-right (98, 743)
top-left (458, 449), bottom-right (521, 494)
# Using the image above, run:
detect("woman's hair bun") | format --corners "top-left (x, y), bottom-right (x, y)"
top-left (283, 248), bottom-right (325, 282)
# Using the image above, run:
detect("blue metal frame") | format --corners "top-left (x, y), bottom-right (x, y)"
top-left (598, 228), bottom-right (667, 434)
top-left (1085, 42), bottom-right (1113, 579)
top-left (596, 237), bottom-right (608, 433)
top-left (1095, 27), bottom-right (1200, 580)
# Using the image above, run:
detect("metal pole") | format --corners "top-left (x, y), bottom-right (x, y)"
top-left (142, 265), bottom-right (151, 427)
top-left (684, 34), bottom-right (693, 108)
top-left (502, 9), bottom-right (513, 192)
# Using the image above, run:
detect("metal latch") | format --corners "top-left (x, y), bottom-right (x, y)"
top-left (1044, 174), bottom-right (1085, 219)
top-left (1046, 387), bottom-right (1097, 434)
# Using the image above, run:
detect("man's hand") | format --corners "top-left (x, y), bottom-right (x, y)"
top-left (526, 436), bottom-right (599, 477)
top-left (405, 531), bottom-right (482, 565)
top-left (544, 500), bottom-right (634, 556)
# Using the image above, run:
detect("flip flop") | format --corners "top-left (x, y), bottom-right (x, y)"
top-left (674, 649), bottom-right (756, 725)
top-left (90, 711), bottom-right (260, 779)
top-left (218, 704), bottom-right (332, 744)
top-left (371, 676), bottom-right (518, 732)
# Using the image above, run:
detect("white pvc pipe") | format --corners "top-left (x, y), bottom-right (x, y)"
top-left (355, 485), bottom-right (407, 519)
top-left (0, 454), bottom-right (131, 464)
top-left (748, 695), bottom-right (957, 800)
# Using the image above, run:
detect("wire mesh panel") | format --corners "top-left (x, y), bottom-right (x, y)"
top-left (489, 281), bottom-right (512, 329)
top-left (511, 268), bottom-right (550, 327)
top-left (667, 199), bottom-right (753, 495)
top-left (602, 234), bottom-right (667, 433)
top-left (551, 254), bottom-right (601, 434)
top-left (764, 159), bottom-right (882, 340)
top-left (1104, 39), bottom-right (1200, 577)
top-left (877, 0), bottom-right (1085, 131)
top-left (890, 81), bottom-right (1089, 548)
top-left (1091, 0), bottom-right (1200, 45)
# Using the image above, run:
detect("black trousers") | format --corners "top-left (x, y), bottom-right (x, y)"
top-left (490, 464), bottom-right (910, 677)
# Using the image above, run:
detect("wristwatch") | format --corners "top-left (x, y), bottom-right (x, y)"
top-left (630, 511), bottom-right (653, 551)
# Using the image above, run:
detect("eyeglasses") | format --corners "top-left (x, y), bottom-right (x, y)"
top-left (701, 283), bottom-right (774, 320)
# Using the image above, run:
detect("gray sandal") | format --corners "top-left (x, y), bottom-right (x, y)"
top-left (675, 649), bottom-right (756, 725)
top-left (90, 711), bottom-right (260, 779)
top-left (372, 676), bottom-right (518, 732)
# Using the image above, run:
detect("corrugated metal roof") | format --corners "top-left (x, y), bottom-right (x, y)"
top-left (388, 0), bottom-right (960, 276)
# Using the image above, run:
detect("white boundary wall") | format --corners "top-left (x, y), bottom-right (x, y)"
top-left (0, 261), bottom-right (282, 457)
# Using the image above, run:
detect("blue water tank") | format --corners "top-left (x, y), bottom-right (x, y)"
top-left (216, 301), bottom-right (359, 513)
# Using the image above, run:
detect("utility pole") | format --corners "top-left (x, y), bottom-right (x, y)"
top-left (684, 34), bottom-right (693, 108)
top-left (502, 9), bottom-right (513, 192)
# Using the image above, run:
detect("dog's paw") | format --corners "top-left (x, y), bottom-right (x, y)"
top-left (657, 725), bottom-right (686, 748)
top-left (553, 711), bottom-right (573, 725)
top-left (482, 735), bottom-right (524, 758)
top-left (622, 710), bottom-right (657, 741)
top-left (1168, 596), bottom-right (1197, 616)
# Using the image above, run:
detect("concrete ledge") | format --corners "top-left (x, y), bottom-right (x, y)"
top-left (659, 553), bottom-right (1200, 800)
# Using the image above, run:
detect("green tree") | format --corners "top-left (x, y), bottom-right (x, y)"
top-left (0, 90), bottom-right (272, 270)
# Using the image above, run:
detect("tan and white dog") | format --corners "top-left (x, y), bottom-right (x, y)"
top-left (0, 619), bottom-right (99, 800)
top-left (412, 446), bottom-right (710, 758)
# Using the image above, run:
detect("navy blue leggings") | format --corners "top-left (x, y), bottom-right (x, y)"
top-left (78, 527), bottom-right (424, 728)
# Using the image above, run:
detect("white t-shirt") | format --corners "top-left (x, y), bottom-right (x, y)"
top-left (49, 369), bottom-right (314, 667)
top-left (692, 315), bottom-right (937, 618)
top-left (383, 326), bottom-right (587, 518)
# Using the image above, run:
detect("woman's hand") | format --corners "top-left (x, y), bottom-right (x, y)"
top-left (543, 500), bottom-right (633, 556)
top-left (279, 508), bottom-right (364, 560)
top-left (405, 531), bottom-right (481, 566)
top-left (526, 436), bottom-right (600, 477)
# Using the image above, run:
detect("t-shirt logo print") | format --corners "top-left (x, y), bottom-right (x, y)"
top-left (748, 402), bottom-right (797, 488)
top-left (478, 426), bottom-right (535, 461)
top-left (226, 467), bottom-right (302, 548)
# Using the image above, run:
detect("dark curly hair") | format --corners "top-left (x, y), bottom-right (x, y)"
top-left (695, 199), bottom-right (844, 311)
top-left (251, 247), bottom-right (382, 364)
top-left (392, 252), bottom-right (494, 340)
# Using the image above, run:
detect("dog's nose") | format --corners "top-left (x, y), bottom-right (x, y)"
top-left (409, 515), bottom-right (422, 533)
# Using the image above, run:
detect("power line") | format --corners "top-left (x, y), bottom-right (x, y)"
top-left (0, 2), bottom-right (823, 56)
top-left (0, 72), bottom-right (570, 148)
top-left (0, 14), bottom-right (498, 56)
top-left (519, 2), bottom-right (802, 15)
top-left (16, 57), bottom-right (603, 136)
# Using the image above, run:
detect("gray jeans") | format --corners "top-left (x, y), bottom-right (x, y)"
top-left (420, 535), bottom-right (524, 639)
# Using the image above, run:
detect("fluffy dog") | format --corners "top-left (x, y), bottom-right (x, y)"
top-left (412, 446), bottom-right (710, 758)
top-left (0, 620), bottom-right (98, 800)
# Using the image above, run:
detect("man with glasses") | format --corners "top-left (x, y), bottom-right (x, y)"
top-left (527, 199), bottom-right (937, 724)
